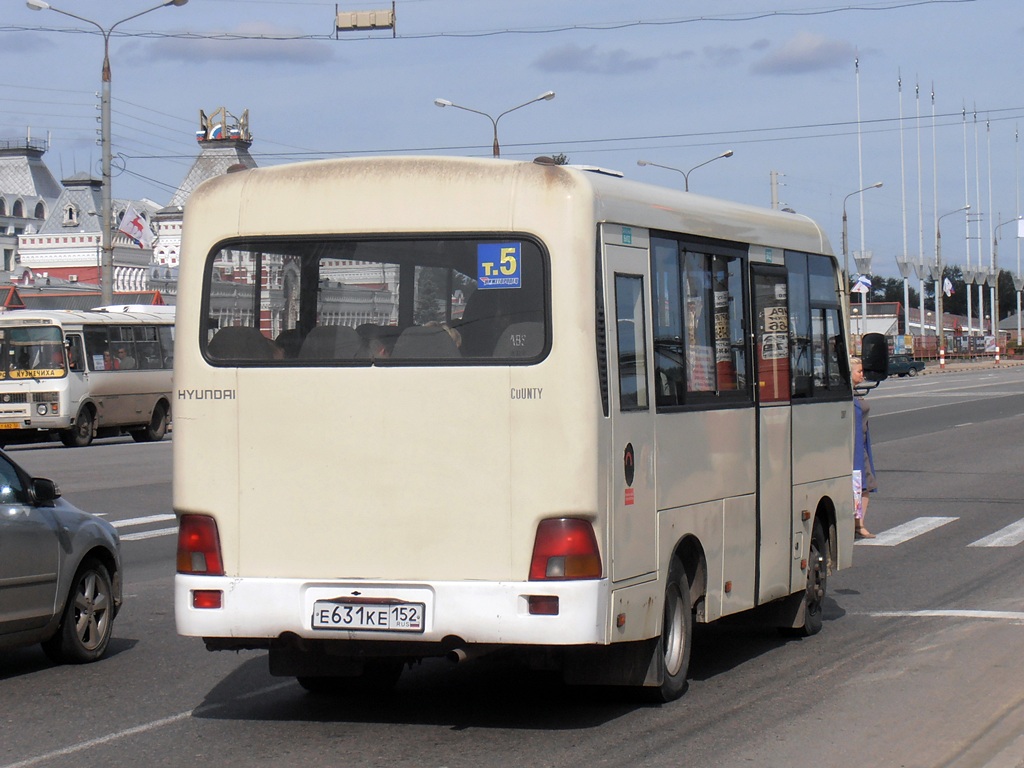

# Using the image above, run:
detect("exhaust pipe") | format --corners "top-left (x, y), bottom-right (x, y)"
top-left (446, 647), bottom-right (469, 664)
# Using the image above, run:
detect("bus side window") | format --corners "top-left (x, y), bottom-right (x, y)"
top-left (158, 325), bottom-right (174, 368)
top-left (66, 334), bottom-right (86, 372)
top-left (134, 325), bottom-right (161, 369)
top-left (83, 326), bottom-right (111, 371)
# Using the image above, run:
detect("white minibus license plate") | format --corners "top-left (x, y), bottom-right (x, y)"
top-left (311, 599), bottom-right (425, 633)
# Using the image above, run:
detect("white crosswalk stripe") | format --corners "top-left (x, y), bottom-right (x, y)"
top-left (856, 515), bottom-right (1024, 548)
top-left (110, 513), bottom-right (176, 528)
top-left (855, 516), bottom-right (958, 546)
top-left (108, 513), bottom-right (178, 541)
top-left (120, 526), bottom-right (178, 542)
top-left (968, 519), bottom-right (1024, 548)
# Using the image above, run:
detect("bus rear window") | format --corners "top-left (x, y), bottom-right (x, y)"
top-left (201, 236), bottom-right (549, 366)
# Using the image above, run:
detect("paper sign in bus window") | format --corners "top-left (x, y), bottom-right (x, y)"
top-left (478, 243), bottom-right (522, 289)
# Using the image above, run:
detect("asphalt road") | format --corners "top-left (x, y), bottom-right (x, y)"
top-left (2, 368), bottom-right (1024, 768)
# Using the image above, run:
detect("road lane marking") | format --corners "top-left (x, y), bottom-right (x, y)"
top-left (968, 519), bottom-right (1024, 548)
top-left (111, 513), bottom-right (176, 528)
top-left (867, 609), bottom-right (1024, 623)
top-left (120, 526), bottom-right (178, 542)
top-left (0, 712), bottom-right (192, 768)
top-left (0, 681), bottom-right (294, 768)
top-left (855, 516), bottom-right (957, 546)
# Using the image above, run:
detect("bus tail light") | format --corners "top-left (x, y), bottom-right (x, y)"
top-left (529, 518), bottom-right (602, 580)
top-left (192, 590), bottom-right (223, 609)
top-left (177, 514), bottom-right (224, 576)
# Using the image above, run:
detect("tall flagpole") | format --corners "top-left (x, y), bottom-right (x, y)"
top-left (932, 84), bottom-right (943, 345)
top-left (988, 118), bottom-right (996, 342)
top-left (1017, 125), bottom-right (1022, 347)
top-left (899, 72), bottom-right (911, 339)
top-left (855, 57), bottom-right (870, 341)
top-left (963, 107), bottom-right (973, 340)
top-left (975, 108), bottom-right (985, 336)
top-left (917, 82), bottom-right (927, 339)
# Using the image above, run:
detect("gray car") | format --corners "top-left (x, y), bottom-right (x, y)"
top-left (0, 450), bottom-right (122, 662)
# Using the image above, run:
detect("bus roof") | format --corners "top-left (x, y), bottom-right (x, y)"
top-left (187, 155), bottom-right (834, 258)
top-left (0, 308), bottom-right (175, 326)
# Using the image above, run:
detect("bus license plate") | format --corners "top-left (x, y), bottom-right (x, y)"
top-left (0, 423), bottom-right (21, 429)
top-left (311, 599), bottom-right (425, 633)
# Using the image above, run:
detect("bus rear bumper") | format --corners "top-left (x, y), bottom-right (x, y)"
top-left (175, 574), bottom-right (612, 648)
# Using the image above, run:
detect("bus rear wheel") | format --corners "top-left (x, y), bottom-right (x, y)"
top-left (131, 402), bottom-right (168, 443)
top-left (799, 518), bottom-right (828, 636)
top-left (640, 556), bottom-right (692, 703)
top-left (782, 517), bottom-right (828, 638)
top-left (60, 407), bottom-right (94, 448)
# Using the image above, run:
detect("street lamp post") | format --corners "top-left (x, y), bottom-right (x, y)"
top-left (992, 216), bottom-right (1023, 349)
top-left (636, 151), bottom-right (734, 192)
top-left (433, 91), bottom-right (555, 158)
top-left (841, 183), bottom-right (883, 291)
top-left (935, 205), bottom-right (971, 350)
top-left (841, 182), bottom-right (883, 345)
top-left (27, 0), bottom-right (188, 306)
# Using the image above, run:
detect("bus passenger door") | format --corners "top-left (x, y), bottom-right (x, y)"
top-left (64, 334), bottom-right (89, 413)
top-left (750, 263), bottom-right (793, 604)
top-left (604, 239), bottom-right (657, 583)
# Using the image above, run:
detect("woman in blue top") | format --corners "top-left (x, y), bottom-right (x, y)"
top-left (851, 356), bottom-right (877, 538)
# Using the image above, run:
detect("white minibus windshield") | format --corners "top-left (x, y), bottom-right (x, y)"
top-left (0, 325), bottom-right (66, 379)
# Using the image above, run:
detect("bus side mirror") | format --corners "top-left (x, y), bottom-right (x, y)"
top-left (861, 333), bottom-right (889, 382)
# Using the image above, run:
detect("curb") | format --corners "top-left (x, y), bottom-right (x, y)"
top-left (921, 360), bottom-right (1024, 375)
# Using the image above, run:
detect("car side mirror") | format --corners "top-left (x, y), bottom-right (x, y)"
top-left (861, 333), bottom-right (889, 382)
top-left (31, 477), bottom-right (62, 506)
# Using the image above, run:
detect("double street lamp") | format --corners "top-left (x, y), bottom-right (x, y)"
top-left (27, 0), bottom-right (189, 306)
top-left (991, 216), bottom-right (1022, 345)
top-left (935, 205), bottom-right (970, 347)
top-left (636, 150), bottom-right (734, 192)
top-left (433, 91), bottom-right (555, 158)
top-left (840, 182), bottom-right (883, 290)
top-left (840, 182), bottom-right (882, 345)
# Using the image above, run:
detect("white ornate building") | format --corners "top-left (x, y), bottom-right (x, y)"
top-left (16, 172), bottom-right (158, 290)
top-left (0, 137), bottom-right (61, 272)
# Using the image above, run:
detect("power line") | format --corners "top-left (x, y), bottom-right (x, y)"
top-left (0, 0), bottom-right (976, 42)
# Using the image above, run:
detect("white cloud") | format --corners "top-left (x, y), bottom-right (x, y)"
top-left (753, 31), bottom-right (854, 75)
top-left (534, 43), bottom-right (657, 75)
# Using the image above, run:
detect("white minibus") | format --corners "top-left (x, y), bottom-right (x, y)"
top-left (0, 308), bottom-right (174, 447)
top-left (174, 156), bottom-right (879, 701)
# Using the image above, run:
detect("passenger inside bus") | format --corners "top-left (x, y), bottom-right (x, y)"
top-left (117, 348), bottom-right (136, 369)
top-left (355, 324), bottom-right (394, 361)
top-left (275, 328), bottom-right (304, 359)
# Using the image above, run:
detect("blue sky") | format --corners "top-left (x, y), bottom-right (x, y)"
top-left (3, 0), bottom-right (1022, 279)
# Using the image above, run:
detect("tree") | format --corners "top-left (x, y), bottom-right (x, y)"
top-left (876, 276), bottom-right (919, 307)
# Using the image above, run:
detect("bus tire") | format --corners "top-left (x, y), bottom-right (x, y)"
top-left (60, 407), bottom-right (94, 448)
top-left (296, 659), bottom-right (404, 696)
top-left (641, 557), bottom-right (692, 703)
top-left (783, 517), bottom-right (827, 638)
top-left (131, 402), bottom-right (168, 443)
